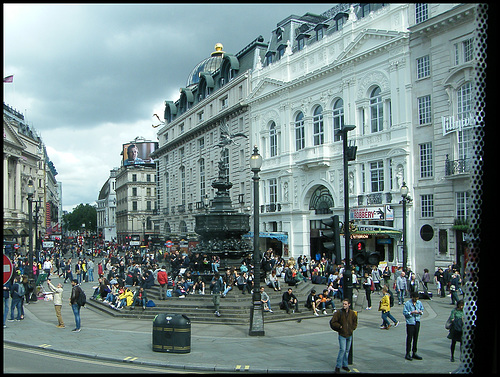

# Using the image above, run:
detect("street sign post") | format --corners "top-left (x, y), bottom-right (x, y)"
top-left (4, 254), bottom-right (14, 285)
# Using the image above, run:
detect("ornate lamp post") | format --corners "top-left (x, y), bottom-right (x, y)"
top-left (249, 146), bottom-right (264, 336)
top-left (26, 180), bottom-right (36, 293)
top-left (400, 182), bottom-right (412, 272)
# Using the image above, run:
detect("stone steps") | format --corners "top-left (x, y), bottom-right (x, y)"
top-left (86, 279), bottom-right (336, 324)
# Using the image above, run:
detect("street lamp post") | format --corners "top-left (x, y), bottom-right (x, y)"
top-left (26, 181), bottom-right (35, 280)
top-left (249, 146), bottom-right (264, 336)
top-left (400, 182), bottom-right (411, 272)
top-left (336, 124), bottom-right (356, 365)
top-left (26, 180), bottom-right (37, 301)
top-left (336, 124), bottom-right (356, 305)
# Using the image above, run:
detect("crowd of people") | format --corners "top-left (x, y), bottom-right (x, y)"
top-left (4, 242), bottom-right (465, 363)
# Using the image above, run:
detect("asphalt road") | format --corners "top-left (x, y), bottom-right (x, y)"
top-left (3, 343), bottom-right (201, 374)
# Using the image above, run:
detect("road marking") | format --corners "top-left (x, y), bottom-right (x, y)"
top-left (39, 344), bottom-right (51, 348)
top-left (124, 356), bottom-right (138, 362)
top-left (235, 365), bottom-right (250, 371)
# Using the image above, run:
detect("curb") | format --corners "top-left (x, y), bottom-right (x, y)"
top-left (4, 339), bottom-right (332, 373)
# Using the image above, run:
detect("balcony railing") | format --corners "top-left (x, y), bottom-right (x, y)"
top-left (260, 203), bottom-right (281, 213)
top-left (445, 157), bottom-right (471, 176)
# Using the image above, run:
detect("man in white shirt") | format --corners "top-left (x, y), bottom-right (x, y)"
top-left (43, 259), bottom-right (53, 277)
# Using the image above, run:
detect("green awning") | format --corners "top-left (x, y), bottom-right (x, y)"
top-left (349, 225), bottom-right (402, 240)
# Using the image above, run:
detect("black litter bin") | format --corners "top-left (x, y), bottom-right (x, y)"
top-left (152, 313), bottom-right (191, 353)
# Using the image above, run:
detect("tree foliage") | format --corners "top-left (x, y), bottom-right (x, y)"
top-left (62, 203), bottom-right (97, 232)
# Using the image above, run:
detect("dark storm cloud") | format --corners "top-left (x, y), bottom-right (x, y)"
top-left (4, 3), bottom-right (330, 210)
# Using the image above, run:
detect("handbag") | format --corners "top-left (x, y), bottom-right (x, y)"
top-left (445, 318), bottom-right (452, 330)
top-left (370, 280), bottom-right (375, 292)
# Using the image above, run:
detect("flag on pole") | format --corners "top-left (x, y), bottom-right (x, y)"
top-left (3, 75), bottom-right (14, 83)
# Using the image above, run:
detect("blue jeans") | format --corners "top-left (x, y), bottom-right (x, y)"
top-left (4, 297), bottom-right (10, 324)
top-left (10, 298), bottom-right (22, 320)
top-left (336, 335), bottom-right (352, 368)
top-left (133, 298), bottom-right (147, 307)
top-left (382, 311), bottom-right (398, 327)
top-left (88, 268), bottom-right (94, 282)
top-left (398, 289), bottom-right (405, 304)
top-left (71, 304), bottom-right (81, 329)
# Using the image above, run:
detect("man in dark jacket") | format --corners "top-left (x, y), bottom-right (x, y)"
top-left (281, 287), bottom-right (300, 314)
top-left (70, 279), bottom-right (83, 332)
top-left (9, 276), bottom-right (24, 322)
top-left (330, 298), bottom-right (358, 373)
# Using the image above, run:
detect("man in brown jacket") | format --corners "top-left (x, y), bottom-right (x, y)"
top-left (330, 298), bottom-right (358, 373)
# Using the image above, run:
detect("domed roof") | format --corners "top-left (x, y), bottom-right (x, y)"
top-left (186, 43), bottom-right (225, 88)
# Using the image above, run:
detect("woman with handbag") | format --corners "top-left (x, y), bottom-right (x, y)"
top-left (446, 299), bottom-right (464, 362)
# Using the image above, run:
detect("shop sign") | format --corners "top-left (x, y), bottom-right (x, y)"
top-left (442, 114), bottom-right (476, 136)
top-left (351, 205), bottom-right (393, 221)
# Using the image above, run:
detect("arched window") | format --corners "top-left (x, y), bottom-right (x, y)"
top-left (370, 86), bottom-right (383, 133)
top-left (179, 220), bottom-right (188, 233)
top-left (164, 222), bottom-right (171, 233)
top-left (309, 185), bottom-right (334, 215)
top-left (313, 106), bottom-right (324, 146)
top-left (295, 112), bottom-right (305, 151)
top-left (333, 99), bottom-right (344, 142)
top-left (269, 122), bottom-right (277, 157)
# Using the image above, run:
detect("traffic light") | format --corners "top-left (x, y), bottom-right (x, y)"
top-left (352, 240), bottom-right (381, 266)
top-left (367, 251), bottom-right (381, 265)
top-left (321, 215), bottom-right (341, 262)
top-left (352, 240), bottom-right (366, 265)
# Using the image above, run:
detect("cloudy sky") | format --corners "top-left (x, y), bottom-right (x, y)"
top-left (3, 3), bottom-right (331, 211)
top-left (4, 3), bottom-right (330, 212)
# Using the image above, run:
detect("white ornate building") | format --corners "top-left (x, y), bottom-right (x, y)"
top-left (115, 137), bottom-right (158, 245)
top-left (248, 3), bottom-right (412, 263)
top-left (96, 167), bottom-right (118, 243)
top-left (408, 3), bottom-right (482, 274)
top-left (152, 3), bottom-right (484, 274)
top-left (3, 103), bottom-right (61, 253)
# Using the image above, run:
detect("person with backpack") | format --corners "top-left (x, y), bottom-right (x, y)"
top-left (8, 275), bottom-right (24, 322)
top-left (70, 279), bottom-right (85, 332)
top-left (446, 299), bottom-right (464, 362)
top-left (379, 285), bottom-right (399, 329)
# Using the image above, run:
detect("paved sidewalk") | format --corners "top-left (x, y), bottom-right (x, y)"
top-left (4, 276), bottom-right (465, 373)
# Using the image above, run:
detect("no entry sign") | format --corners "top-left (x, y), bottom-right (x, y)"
top-left (3, 254), bottom-right (14, 285)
